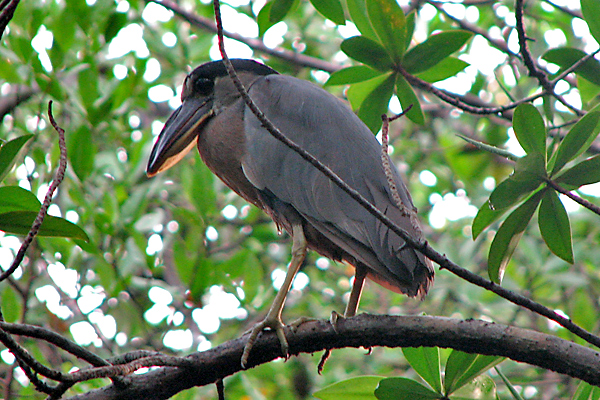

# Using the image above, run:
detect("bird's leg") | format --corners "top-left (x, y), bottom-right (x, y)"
top-left (344, 265), bottom-right (367, 317)
top-left (241, 222), bottom-right (306, 368)
top-left (331, 265), bottom-right (368, 330)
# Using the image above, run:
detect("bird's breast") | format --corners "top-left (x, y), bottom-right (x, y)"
top-left (196, 100), bottom-right (265, 209)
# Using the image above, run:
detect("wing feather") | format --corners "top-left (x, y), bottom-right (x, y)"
top-left (241, 75), bottom-right (433, 295)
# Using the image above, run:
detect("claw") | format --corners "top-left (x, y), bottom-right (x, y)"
top-left (330, 310), bottom-right (343, 333)
top-left (240, 220), bottom-right (306, 369)
top-left (289, 316), bottom-right (316, 333)
top-left (241, 317), bottom-right (288, 368)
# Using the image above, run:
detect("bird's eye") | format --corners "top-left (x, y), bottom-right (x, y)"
top-left (193, 78), bottom-right (214, 96)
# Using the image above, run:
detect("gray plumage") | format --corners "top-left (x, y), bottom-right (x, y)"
top-left (241, 73), bottom-right (433, 296)
top-left (147, 59), bottom-right (434, 300)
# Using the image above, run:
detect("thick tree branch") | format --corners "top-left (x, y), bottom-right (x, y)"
top-left (64, 315), bottom-right (600, 399)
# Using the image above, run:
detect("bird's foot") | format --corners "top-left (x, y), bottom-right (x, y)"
top-left (288, 316), bottom-right (317, 333)
top-left (330, 310), bottom-right (344, 333)
top-left (241, 316), bottom-right (288, 369)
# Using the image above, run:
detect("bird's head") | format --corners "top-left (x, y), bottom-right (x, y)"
top-left (146, 59), bottom-right (277, 177)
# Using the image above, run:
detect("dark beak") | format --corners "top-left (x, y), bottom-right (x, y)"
top-left (146, 97), bottom-right (214, 177)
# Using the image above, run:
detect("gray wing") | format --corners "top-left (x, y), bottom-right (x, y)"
top-left (241, 74), bottom-right (433, 295)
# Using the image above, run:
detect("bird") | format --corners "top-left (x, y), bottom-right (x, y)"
top-left (147, 58), bottom-right (434, 367)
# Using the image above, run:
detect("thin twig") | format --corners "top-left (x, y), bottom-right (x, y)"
top-left (545, 178), bottom-right (600, 216)
top-left (514, 0), bottom-right (583, 116)
top-left (68, 355), bottom-right (195, 382)
top-left (317, 348), bottom-right (331, 375)
top-left (541, 0), bottom-right (583, 19)
top-left (217, 379), bottom-right (225, 400)
top-left (0, 0), bottom-right (20, 41)
top-left (431, 1), bottom-right (520, 59)
top-left (550, 49), bottom-right (600, 86)
top-left (16, 360), bottom-right (57, 394)
top-left (0, 321), bottom-right (110, 367)
top-left (150, 0), bottom-right (340, 73)
top-left (0, 101), bottom-right (68, 283)
top-left (0, 326), bottom-right (72, 382)
top-left (381, 111), bottom-right (409, 213)
top-left (400, 68), bottom-right (539, 119)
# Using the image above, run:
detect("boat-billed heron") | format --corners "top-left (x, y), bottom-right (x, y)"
top-left (147, 59), bottom-right (434, 366)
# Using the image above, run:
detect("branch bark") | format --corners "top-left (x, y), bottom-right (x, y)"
top-left (65, 315), bottom-right (600, 399)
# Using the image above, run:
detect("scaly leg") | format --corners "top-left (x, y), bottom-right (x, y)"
top-left (330, 265), bottom-right (368, 330)
top-left (324, 265), bottom-right (368, 372)
top-left (344, 265), bottom-right (367, 317)
top-left (241, 221), bottom-right (307, 368)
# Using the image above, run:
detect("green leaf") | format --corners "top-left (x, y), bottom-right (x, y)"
top-left (494, 367), bottom-right (524, 400)
top-left (1, 286), bottom-right (22, 322)
top-left (309, 0), bottom-right (345, 25)
top-left (416, 57), bottom-right (469, 83)
top-left (358, 73), bottom-right (395, 133)
top-left (228, 249), bottom-right (263, 301)
top-left (542, 94), bottom-right (554, 122)
top-left (366, 0), bottom-right (407, 62)
top-left (325, 66), bottom-right (383, 86)
top-left (573, 381), bottom-right (600, 400)
top-left (396, 73), bottom-right (424, 125)
top-left (104, 11), bottom-right (128, 43)
top-left (346, 0), bottom-right (378, 40)
top-left (374, 377), bottom-right (440, 400)
top-left (542, 47), bottom-right (600, 87)
top-left (0, 211), bottom-right (90, 241)
top-left (269, 0), bottom-right (295, 22)
top-left (69, 125), bottom-right (96, 182)
top-left (0, 54), bottom-right (22, 83)
top-left (257, 2), bottom-right (276, 36)
top-left (445, 351), bottom-right (476, 393)
top-left (340, 36), bottom-right (393, 71)
top-left (0, 186), bottom-right (41, 214)
top-left (578, 75), bottom-right (600, 105)
top-left (472, 202), bottom-right (506, 240)
top-left (313, 376), bottom-right (383, 400)
top-left (346, 73), bottom-right (391, 112)
top-left (444, 350), bottom-right (504, 394)
top-left (456, 134), bottom-right (518, 161)
top-left (488, 168), bottom-right (543, 211)
top-left (518, 151), bottom-right (547, 175)
top-left (551, 107), bottom-right (600, 175)
top-left (78, 60), bottom-right (99, 112)
top-left (555, 155), bottom-right (600, 188)
top-left (403, 30), bottom-right (473, 74)
top-left (539, 190), bottom-right (573, 263)
top-left (182, 161), bottom-right (217, 216)
top-left (449, 374), bottom-right (496, 399)
top-left (488, 191), bottom-right (543, 283)
top-left (404, 12), bottom-right (415, 52)
top-left (402, 347), bottom-right (442, 394)
top-left (0, 134), bottom-right (34, 182)
top-left (68, 0), bottom-right (91, 31)
top-left (581, 0), bottom-right (600, 48)
top-left (512, 103), bottom-right (546, 158)
top-left (51, 8), bottom-right (77, 51)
